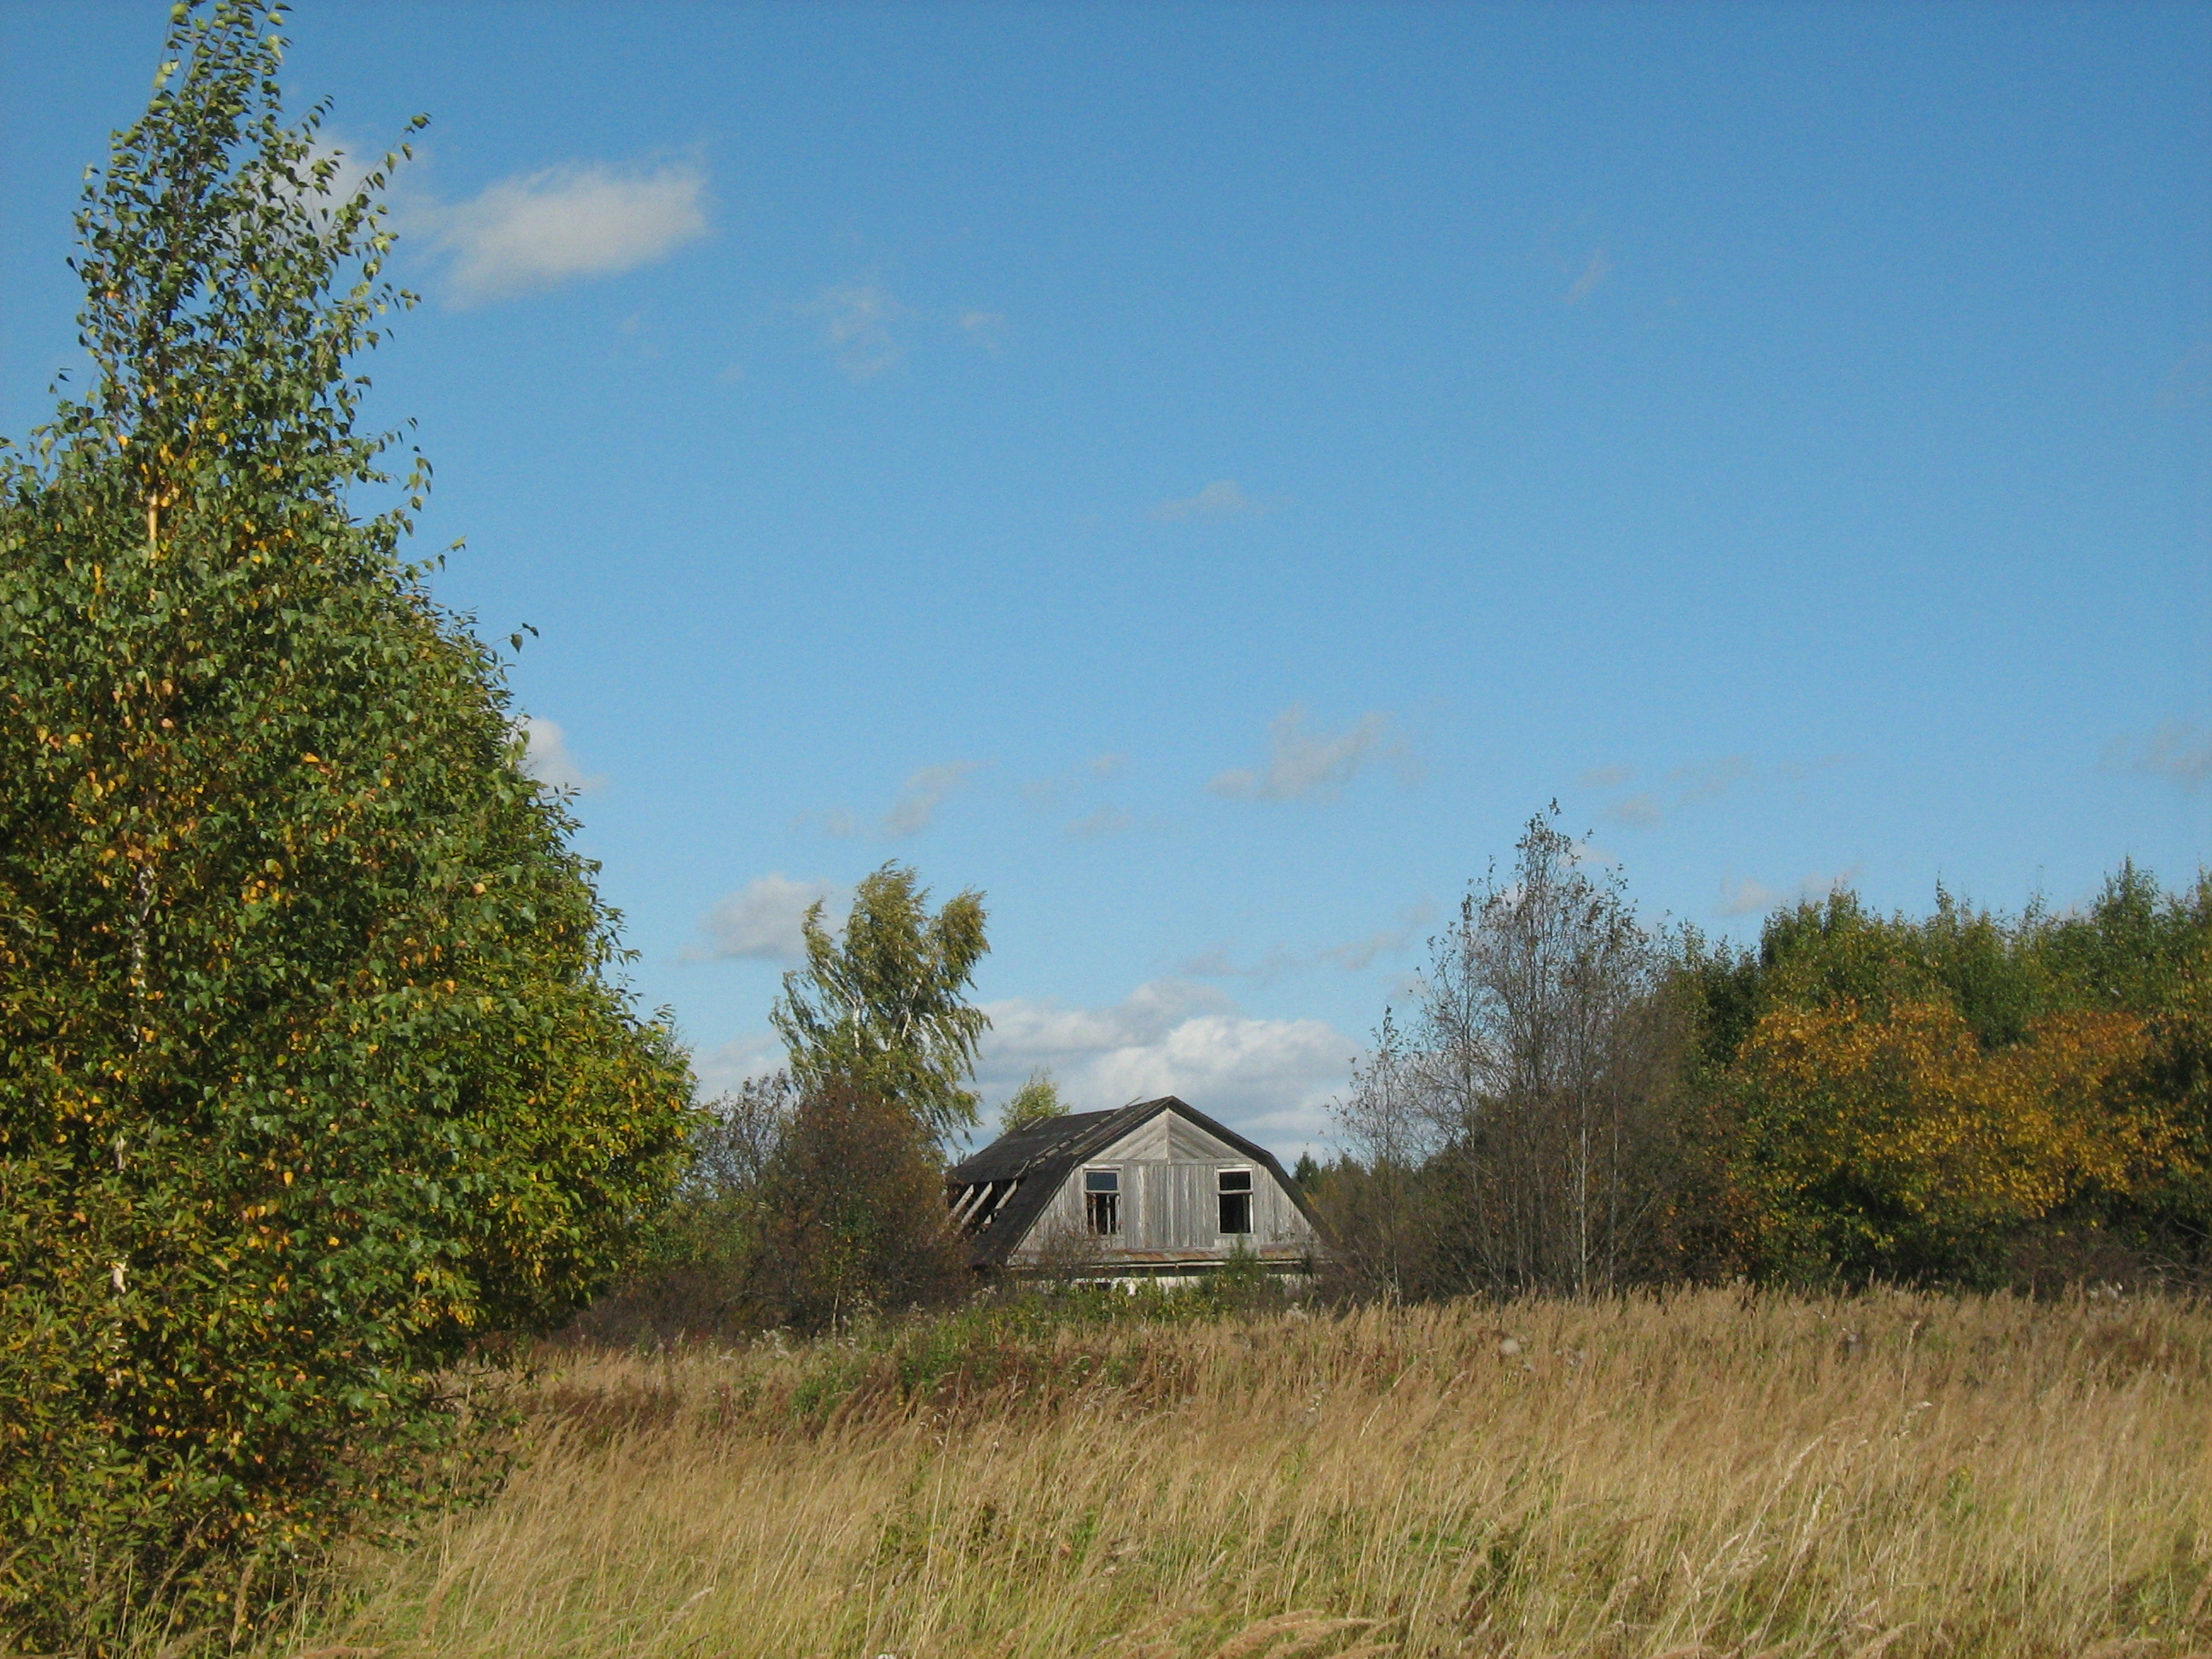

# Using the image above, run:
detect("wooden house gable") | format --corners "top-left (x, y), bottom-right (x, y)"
top-left (991, 1103), bottom-right (1321, 1269)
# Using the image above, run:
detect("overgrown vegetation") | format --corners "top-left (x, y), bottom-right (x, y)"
top-left (303, 1290), bottom-right (2212, 1659)
top-left (584, 867), bottom-right (991, 1342)
top-left (0, 5), bottom-right (692, 1646)
top-left (7, 5), bottom-right (2210, 1652)
top-left (1321, 814), bottom-right (2212, 1300)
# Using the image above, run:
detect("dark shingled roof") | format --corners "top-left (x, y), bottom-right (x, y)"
top-left (946, 1095), bottom-right (1325, 1269)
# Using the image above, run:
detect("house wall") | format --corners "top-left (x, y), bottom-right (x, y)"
top-left (1004, 1109), bottom-right (1319, 1264)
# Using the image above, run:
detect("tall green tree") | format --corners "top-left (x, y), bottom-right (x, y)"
top-left (771, 863), bottom-right (990, 1145)
top-left (0, 3), bottom-right (693, 1643)
top-left (1001, 1066), bottom-right (1069, 1133)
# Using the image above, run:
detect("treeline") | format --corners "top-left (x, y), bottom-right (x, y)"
top-left (1313, 812), bottom-right (2211, 1298)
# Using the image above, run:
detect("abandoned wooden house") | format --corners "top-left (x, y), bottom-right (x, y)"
top-left (945, 1095), bottom-right (1327, 1282)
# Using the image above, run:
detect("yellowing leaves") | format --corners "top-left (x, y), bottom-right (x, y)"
top-left (1734, 998), bottom-right (2156, 1270)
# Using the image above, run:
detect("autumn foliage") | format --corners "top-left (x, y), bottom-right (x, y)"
top-left (1321, 845), bottom-right (2212, 1297)
top-left (1728, 1000), bottom-right (2157, 1279)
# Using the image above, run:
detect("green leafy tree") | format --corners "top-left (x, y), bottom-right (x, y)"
top-left (771, 863), bottom-right (990, 1145)
top-left (1001, 1066), bottom-right (1068, 1133)
top-left (0, 3), bottom-right (692, 1643)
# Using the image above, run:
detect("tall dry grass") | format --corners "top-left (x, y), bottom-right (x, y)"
top-left (304, 1289), bottom-right (2212, 1659)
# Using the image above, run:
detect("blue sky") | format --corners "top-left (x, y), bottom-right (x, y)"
top-left (4, 2), bottom-right (2208, 1153)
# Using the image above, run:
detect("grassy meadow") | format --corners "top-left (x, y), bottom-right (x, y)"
top-left (288, 1289), bottom-right (2212, 1659)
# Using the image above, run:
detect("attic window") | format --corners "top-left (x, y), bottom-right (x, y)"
top-left (1218, 1168), bottom-right (1253, 1236)
top-left (1084, 1168), bottom-right (1121, 1236)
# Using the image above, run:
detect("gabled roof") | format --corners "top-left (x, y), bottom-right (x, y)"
top-left (946, 1095), bottom-right (1326, 1268)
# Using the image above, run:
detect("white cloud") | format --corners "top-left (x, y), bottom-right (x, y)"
top-left (1580, 763), bottom-right (1632, 789)
top-left (2103, 720), bottom-right (2212, 791)
top-left (693, 1030), bottom-right (787, 1097)
top-left (518, 717), bottom-right (604, 794)
top-left (692, 874), bottom-right (838, 963)
top-left (1211, 706), bottom-right (1411, 802)
top-left (802, 282), bottom-right (912, 380)
top-left (1151, 480), bottom-right (1267, 523)
top-left (427, 160), bottom-right (707, 303)
top-left (1678, 755), bottom-right (1755, 805)
top-left (975, 980), bottom-right (1353, 1155)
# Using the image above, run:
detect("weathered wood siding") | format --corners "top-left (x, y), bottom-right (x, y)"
top-left (1005, 1108), bottom-right (1318, 1263)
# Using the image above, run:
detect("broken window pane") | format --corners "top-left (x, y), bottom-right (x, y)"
top-left (1218, 1167), bottom-right (1252, 1235)
top-left (1085, 1167), bottom-right (1121, 1236)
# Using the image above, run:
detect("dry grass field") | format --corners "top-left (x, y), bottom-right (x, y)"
top-left (301, 1289), bottom-right (2212, 1659)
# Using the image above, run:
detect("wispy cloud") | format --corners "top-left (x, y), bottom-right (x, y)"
top-left (1180, 903), bottom-right (1435, 982)
top-left (1318, 902), bottom-right (1437, 970)
top-left (885, 760), bottom-right (979, 835)
top-left (1066, 805), bottom-right (1136, 840)
top-left (1579, 763), bottom-right (1632, 789)
top-left (1151, 480), bottom-right (1268, 523)
top-left (2103, 719), bottom-right (2212, 790)
top-left (958, 310), bottom-right (1007, 352)
top-left (517, 717), bottom-right (605, 794)
top-left (1603, 754), bottom-right (1758, 829)
top-left (814, 760), bottom-right (981, 838)
top-left (1176, 946), bottom-right (1305, 985)
top-left (2158, 342), bottom-right (2212, 410)
top-left (425, 160), bottom-right (707, 303)
top-left (690, 874), bottom-right (839, 963)
top-left (1715, 876), bottom-right (1781, 918)
top-left (975, 980), bottom-right (1352, 1155)
top-left (1211, 706), bottom-right (1412, 803)
top-left (1563, 248), bottom-right (1612, 305)
top-left (801, 281), bottom-right (913, 380)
